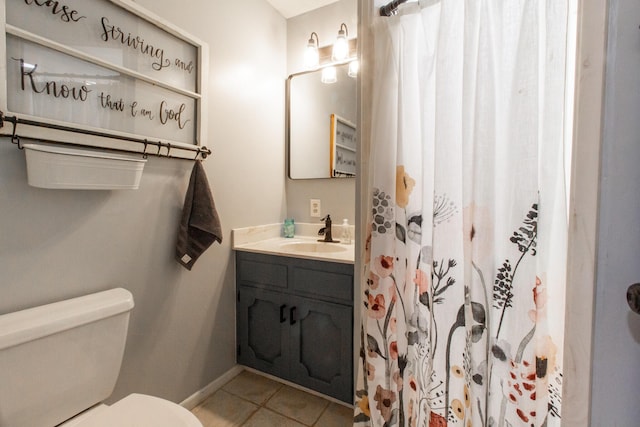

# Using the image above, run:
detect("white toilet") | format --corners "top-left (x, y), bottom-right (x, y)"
top-left (0, 288), bottom-right (203, 427)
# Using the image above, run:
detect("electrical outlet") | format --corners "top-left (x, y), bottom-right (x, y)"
top-left (310, 199), bottom-right (321, 217)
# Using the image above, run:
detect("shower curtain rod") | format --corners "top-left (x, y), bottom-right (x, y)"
top-left (0, 111), bottom-right (211, 160)
top-left (380, 0), bottom-right (409, 16)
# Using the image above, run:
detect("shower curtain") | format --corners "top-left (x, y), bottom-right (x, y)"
top-left (354, 1), bottom-right (569, 426)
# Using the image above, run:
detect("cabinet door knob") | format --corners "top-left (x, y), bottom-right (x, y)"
top-left (280, 304), bottom-right (287, 323)
top-left (290, 306), bottom-right (297, 325)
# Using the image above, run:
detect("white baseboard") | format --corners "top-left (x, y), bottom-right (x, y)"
top-left (180, 365), bottom-right (245, 410)
top-left (179, 364), bottom-right (354, 410)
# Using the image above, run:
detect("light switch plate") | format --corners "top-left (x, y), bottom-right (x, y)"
top-left (310, 199), bottom-right (321, 217)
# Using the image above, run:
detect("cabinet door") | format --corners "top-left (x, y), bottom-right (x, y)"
top-left (289, 296), bottom-right (353, 403)
top-left (237, 288), bottom-right (289, 378)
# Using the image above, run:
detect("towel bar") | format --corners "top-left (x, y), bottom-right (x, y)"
top-left (0, 111), bottom-right (210, 161)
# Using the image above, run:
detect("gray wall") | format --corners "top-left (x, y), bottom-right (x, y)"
top-left (0, 0), bottom-right (287, 404)
top-left (285, 0), bottom-right (357, 224)
top-left (591, 0), bottom-right (640, 424)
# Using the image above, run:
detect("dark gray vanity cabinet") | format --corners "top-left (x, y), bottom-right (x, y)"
top-left (236, 251), bottom-right (354, 403)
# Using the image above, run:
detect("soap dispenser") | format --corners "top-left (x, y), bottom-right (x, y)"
top-left (341, 219), bottom-right (352, 244)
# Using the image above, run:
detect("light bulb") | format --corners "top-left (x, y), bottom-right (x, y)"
top-left (304, 32), bottom-right (319, 69)
top-left (321, 66), bottom-right (337, 84)
top-left (332, 24), bottom-right (349, 61)
top-left (304, 45), bottom-right (319, 69)
top-left (332, 35), bottom-right (348, 61)
top-left (348, 60), bottom-right (359, 78)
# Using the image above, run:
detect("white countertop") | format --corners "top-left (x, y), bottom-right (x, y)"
top-left (232, 223), bottom-right (355, 264)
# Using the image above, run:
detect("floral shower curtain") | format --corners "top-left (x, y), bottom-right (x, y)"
top-left (354, 1), bottom-right (569, 426)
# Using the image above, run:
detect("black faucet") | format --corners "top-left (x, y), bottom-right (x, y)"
top-left (318, 214), bottom-right (338, 242)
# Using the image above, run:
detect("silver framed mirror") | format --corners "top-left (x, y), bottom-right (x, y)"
top-left (287, 62), bottom-right (357, 179)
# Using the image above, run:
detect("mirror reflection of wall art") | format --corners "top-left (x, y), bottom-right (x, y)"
top-left (330, 114), bottom-right (356, 177)
top-left (288, 62), bottom-right (357, 179)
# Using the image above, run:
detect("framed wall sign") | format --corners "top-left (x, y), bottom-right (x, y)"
top-left (0, 0), bottom-right (208, 159)
top-left (330, 114), bottom-right (356, 177)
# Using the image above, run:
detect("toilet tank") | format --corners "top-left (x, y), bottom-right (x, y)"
top-left (0, 288), bottom-right (134, 427)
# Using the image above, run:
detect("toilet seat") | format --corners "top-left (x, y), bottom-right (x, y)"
top-left (61, 394), bottom-right (202, 427)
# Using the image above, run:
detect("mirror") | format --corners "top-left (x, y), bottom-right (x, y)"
top-left (287, 62), bottom-right (357, 179)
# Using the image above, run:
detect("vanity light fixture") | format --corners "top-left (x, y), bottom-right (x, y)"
top-left (303, 26), bottom-right (357, 83)
top-left (304, 32), bottom-right (320, 69)
top-left (321, 66), bottom-right (337, 84)
top-left (348, 59), bottom-right (359, 78)
top-left (332, 23), bottom-right (349, 61)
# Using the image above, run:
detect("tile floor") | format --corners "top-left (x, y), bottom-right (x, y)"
top-left (191, 370), bottom-right (354, 427)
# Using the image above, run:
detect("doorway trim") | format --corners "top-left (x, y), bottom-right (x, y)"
top-left (562, 1), bottom-right (608, 425)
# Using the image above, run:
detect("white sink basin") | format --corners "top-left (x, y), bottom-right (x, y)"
top-left (279, 242), bottom-right (348, 253)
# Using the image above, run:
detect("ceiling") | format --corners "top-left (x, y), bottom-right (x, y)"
top-left (265, 0), bottom-right (340, 18)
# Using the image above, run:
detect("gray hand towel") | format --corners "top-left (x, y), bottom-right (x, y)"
top-left (176, 161), bottom-right (222, 270)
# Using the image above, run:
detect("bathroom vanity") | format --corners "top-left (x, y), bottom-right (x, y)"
top-left (233, 224), bottom-right (355, 403)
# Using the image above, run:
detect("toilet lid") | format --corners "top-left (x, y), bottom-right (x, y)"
top-left (71, 394), bottom-right (202, 427)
